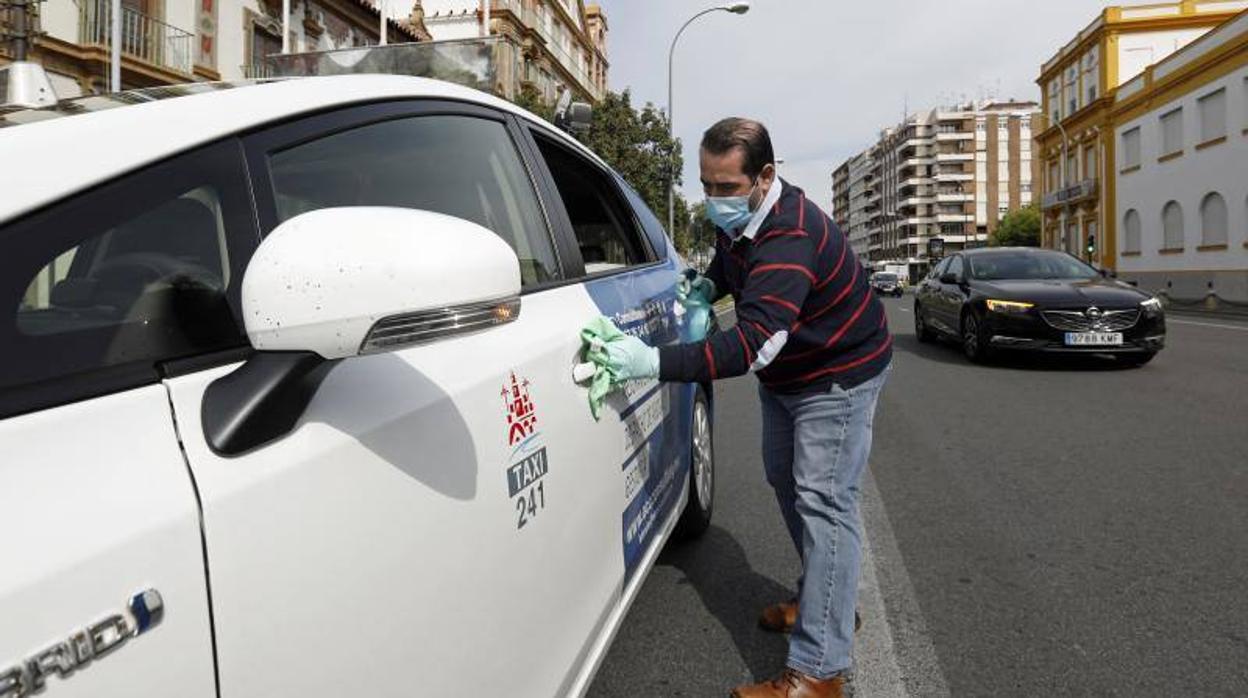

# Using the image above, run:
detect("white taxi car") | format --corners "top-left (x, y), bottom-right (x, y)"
top-left (0, 75), bottom-right (715, 697)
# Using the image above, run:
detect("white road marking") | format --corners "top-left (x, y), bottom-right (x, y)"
top-left (1167, 318), bottom-right (1248, 332)
top-left (897, 306), bottom-right (910, 313)
top-left (855, 469), bottom-right (950, 697)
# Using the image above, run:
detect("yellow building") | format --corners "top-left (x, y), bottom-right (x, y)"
top-left (1035, 0), bottom-right (1246, 269)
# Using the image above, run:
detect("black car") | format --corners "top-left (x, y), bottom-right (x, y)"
top-left (913, 247), bottom-right (1165, 365)
top-left (871, 271), bottom-right (904, 297)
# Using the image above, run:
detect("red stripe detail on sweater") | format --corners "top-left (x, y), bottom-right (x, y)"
top-left (816, 236), bottom-right (849, 290)
top-left (777, 287), bottom-right (873, 364)
top-left (756, 228), bottom-right (808, 244)
top-left (807, 263), bottom-right (861, 323)
top-left (760, 295), bottom-right (801, 314)
top-left (817, 214), bottom-right (829, 256)
top-left (703, 342), bottom-right (718, 380)
top-left (749, 321), bottom-right (773, 338)
top-left (797, 192), bottom-right (806, 229)
top-left (734, 326), bottom-right (754, 366)
top-left (774, 334), bottom-right (893, 386)
top-left (750, 264), bottom-right (818, 284)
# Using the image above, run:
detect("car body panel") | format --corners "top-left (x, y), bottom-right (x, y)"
top-left (0, 387), bottom-right (217, 698)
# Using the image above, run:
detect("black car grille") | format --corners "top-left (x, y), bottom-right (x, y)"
top-left (1041, 308), bottom-right (1140, 332)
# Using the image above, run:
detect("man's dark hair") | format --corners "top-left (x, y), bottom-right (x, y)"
top-left (701, 117), bottom-right (775, 180)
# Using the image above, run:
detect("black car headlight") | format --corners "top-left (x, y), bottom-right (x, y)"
top-left (985, 299), bottom-right (1034, 314)
top-left (1141, 297), bottom-right (1163, 315)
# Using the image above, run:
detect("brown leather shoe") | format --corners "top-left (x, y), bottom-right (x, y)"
top-left (730, 668), bottom-right (846, 698)
top-left (758, 600), bottom-right (862, 634)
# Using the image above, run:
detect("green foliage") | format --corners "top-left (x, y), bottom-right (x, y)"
top-left (991, 204), bottom-right (1041, 247)
top-left (506, 88), bottom-right (690, 248)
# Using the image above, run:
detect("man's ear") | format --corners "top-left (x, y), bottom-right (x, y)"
top-left (760, 163), bottom-right (777, 186)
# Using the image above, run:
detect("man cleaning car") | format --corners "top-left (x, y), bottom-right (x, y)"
top-left (581, 117), bottom-right (892, 698)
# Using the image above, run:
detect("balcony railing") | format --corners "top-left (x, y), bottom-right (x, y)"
top-left (1041, 178), bottom-right (1098, 210)
top-left (79, 0), bottom-right (193, 76)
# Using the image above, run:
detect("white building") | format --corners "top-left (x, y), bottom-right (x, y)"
top-left (1114, 9), bottom-right (1248, 304)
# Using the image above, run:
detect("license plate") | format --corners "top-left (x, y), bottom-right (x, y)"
top-left (1065, 332), bottom-right (1123, 346)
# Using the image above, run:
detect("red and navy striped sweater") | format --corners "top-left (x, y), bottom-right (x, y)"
top-left (658, 181), bottom-right (892, 393)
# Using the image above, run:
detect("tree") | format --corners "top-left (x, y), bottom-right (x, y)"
top-left (507, 88), bottom-right (689, 244)
top-left (991, 204), bottom-right (1041, 247)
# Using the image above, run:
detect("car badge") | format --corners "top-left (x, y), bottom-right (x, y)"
top-left (0, 589), bottom-right (163, 698)
top-left (1085, 307), bottom-right (1103, 320)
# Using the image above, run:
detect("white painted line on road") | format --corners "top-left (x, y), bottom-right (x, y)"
top-left (898, 306), bottom-right (910, 313)
top-left (856, 469), bottom-right (950, 697)
top-left (1167, 318), bottom-right (1248, 332)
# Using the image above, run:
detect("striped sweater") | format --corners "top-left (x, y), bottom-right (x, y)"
top-left (658, 181), bottom-right (892, 393)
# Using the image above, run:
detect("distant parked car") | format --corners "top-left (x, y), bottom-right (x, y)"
top-left (871, 271), bottom-right (903, 297)
top-left (913, 247), bottom-right (1165, 365)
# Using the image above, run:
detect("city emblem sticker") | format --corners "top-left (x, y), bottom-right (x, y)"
top-left (502, 371), bottom-right (548, 530)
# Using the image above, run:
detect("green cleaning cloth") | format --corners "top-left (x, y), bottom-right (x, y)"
top-left (580, 316), bottom-right (627, 420)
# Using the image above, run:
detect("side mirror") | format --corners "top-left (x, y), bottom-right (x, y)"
top-left (939, 273), bottom-right (959, 285)
top-left (555, 101), bottom-right (593, 135)
top-left (243, 206), bottom-right (522, 359)
top-left (204, 207), bottom-right (522, 456)
top-left (1099, 268), bottom-right (1117, 279)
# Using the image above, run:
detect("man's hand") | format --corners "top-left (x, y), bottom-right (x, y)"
top-left (601, 333), bottom-right (659, 381)
top-left (677, 272), bottom-right (717, 309)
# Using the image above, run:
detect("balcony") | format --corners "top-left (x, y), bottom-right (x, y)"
top-left (79, 0), bottom-right (193, 76)
top-left (935, 131), bottom-right (974, 141)
top-left (492, 0), bottom-right (602, 101)
top-left (937, 192), bottom-right (974, 203)
top-left (934, 171), bottom-right (973, 182)
top-left (1041, 178), bottom-right (1098, 210)
top-left (935, 151), bottom-right (974, 162)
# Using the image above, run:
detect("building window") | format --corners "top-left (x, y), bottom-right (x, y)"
top-left (1197, 88), bottom-right (1226, 142)
top-left (1084, 146), bottom-right (1097, 181)
top-left (1082, 49), bottom-right (1098, 105)
top-left (1065, 65), bottom-right (1078, 116)
top-left (1122, 127), bottom-right (1141, 169)
top-left (1200, 192), bottom-right (1228, 246)
top-left (1048, 80), bottom-right (1060, 121)
top-left (1160, 107), bottom-right (1183, 155)
top-left (1066, 151), bottom-right (1077, 182)
top-left (1048, 161), bottom-right (1060, 190)
top-left (1162, 201), bottom-right (1184, 250)
top-left (1123, 209), bottom-right (1141, 253)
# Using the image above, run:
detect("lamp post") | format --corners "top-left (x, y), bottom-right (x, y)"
top-left (1045, 112), bottom-right (1069, 253)
top-left (667, 2), bottom-right (750, 236)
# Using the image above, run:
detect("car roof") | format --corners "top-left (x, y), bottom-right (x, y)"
top-left (0, 75), bottom-right (602, 224)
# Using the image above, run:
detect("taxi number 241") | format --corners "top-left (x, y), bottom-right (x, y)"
top-left (516, 482), bottom-right (546, 529)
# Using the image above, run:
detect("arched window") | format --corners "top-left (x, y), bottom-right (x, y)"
top-left (1123, 209), bottom-right (1141, 253)
top-left (1199, 192), bottom-right (1227, 247)
top-left (1162, 201), bottom-right (1184, 251)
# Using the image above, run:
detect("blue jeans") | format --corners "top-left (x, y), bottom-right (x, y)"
top-left (759, 365), bottom-right (889, 679)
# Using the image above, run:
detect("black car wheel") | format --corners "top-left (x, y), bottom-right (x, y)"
top-left (962, 311), bottom-right (992, 363)
top-left (915, 302), bottom-right (934, 343)
top-left (675, 386), bottom-right (713, 540)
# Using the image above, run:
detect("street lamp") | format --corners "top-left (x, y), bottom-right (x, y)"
top-left (1043, 112), bottom-right (1070, 253)
top-left (667, 2), bottom-right (750, 236)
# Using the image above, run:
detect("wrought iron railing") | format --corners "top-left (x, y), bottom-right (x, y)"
top-left (79, 0), bottom-right (193, 76)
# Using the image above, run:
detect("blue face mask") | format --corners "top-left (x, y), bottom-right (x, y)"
top-left (706, 180), bottom-right (759, 235)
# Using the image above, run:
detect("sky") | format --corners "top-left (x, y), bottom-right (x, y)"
top-left (593, 0), bottom-right (1119, 212)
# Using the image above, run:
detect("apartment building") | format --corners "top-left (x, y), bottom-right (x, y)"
top-left (1113, 8), bottom-right (1247, 304)
top-left (0, 0), bottom-right (428, 95)
top-left (833, 100), bottom-right (1040, 281)
top-left (1035, 0), bottom-right (1247, 268)
top-left (421, 0), bottom-right (607, 103)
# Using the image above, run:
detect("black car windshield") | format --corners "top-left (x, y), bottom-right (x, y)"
top-left (968, 251), bottom-right (1099, 281)
top-left (874, 273), bottom-right (897, 282)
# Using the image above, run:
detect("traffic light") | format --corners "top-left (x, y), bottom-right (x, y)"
top-left (1086, 232), bottom-right (1096, 257)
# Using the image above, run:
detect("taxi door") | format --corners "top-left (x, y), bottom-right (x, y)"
top-left (163, 102), bottom-right (629, 696)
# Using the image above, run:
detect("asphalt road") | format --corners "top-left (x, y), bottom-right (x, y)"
top-left (588, 298), bottom-right (1248, 697)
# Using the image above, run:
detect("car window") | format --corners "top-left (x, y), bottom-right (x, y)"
top-left (266, 115), bottom-right (560, 288)
top-left (945, 256), bottom-right (964, 280)
top-left (0, 141), bottom-right (254, 412)
top-left (929, 258), bottom-right (950, 279)
top-left (968, 252), bottom-right (1099, 280)
top-left (530, 132), bottom-right (649, 274)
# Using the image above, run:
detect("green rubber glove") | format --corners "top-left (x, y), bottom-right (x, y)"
top-left (579, 316), bottom-right (660, 420)
top-left (677, 273), bottom-right (716, 307)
